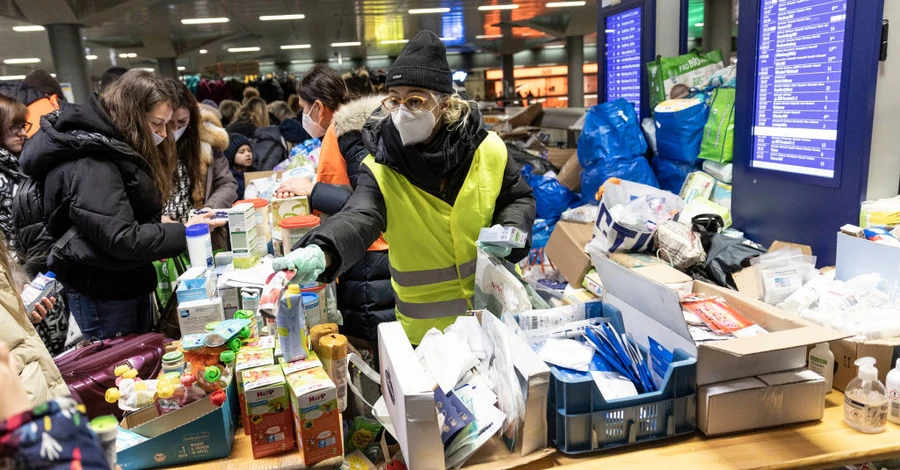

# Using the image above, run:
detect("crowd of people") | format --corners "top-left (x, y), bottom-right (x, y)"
top-left (0, 29), bottom-right (535, 468)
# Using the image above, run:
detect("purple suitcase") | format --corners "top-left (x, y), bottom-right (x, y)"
top-left (55, 333), bottom-right (168, 419)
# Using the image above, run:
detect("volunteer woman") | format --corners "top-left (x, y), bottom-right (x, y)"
top-left (275, 65), bottom-right (395, 344)
top-left (275, 31), bottom-right (536, 344)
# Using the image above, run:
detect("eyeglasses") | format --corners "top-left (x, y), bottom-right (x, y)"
top-left (10, 122), bottom-right (31, 134)
top-left (381, 94), bottom-right (437, 113)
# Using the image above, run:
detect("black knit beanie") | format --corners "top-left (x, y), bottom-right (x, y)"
top-left (386, 30), bottom-right (453, 94)
top-left (225, 133), bottom-right (250, 165)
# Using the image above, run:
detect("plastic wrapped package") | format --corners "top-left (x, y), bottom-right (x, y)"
top-left (561, 204), bottom-right (600, 224)
top-left (702, 160), bottom-right (733, 183)
top-left (752, 248), bottom-right (818, 305)
top-left (642, 117), bottom-right (658, 156)
top-left (860, 197), bottom-right (900, 228)
top-left (589, 178), bottom-right (684, 254)
top-left (678, 171), bottom-right (716, 204)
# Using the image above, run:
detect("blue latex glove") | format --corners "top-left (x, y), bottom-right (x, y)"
top-left (272, 244), bottom-right (326, 285)
top-left (476, 241), bottom-right (512, 258)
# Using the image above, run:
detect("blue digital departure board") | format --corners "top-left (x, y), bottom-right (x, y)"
top-left (751, 0), bottom-right (847, 179)
top-left (605, 7), bottom-right (642, 113)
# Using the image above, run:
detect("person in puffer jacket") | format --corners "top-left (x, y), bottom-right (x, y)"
top-left (275, 65), bottom-right (394, 344)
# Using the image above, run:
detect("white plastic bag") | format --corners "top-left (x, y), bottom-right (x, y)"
top-left (474, 248), bottom-right (531, 316)
top-left (589, 179), bottom-right (684, 254)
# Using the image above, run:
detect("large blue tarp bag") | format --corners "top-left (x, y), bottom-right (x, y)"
top-left (521, 165), bottom-right (580, 221)
top-left (653, 98), bottom-right (709, 163)
top-left (578, 99), bottom-right (656, 202)
top-left (653, 156), bottom-right (702, 195)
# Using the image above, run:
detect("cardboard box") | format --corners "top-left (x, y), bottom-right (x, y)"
top-left (378, 314), bottom-right (549, 470)
top-left (117, 382), bottom-right (236, 469)
top-left (698, 369), bottom-right (825, 435)
top-left (236, 347), bottom-right (275, 431)
top-left (556, 152), bottom-right (582, 192)
top-left (218, 284), bottom-right (240, 319)
top-left (228, 203), bottom-right (259, 252)
top-left (829, 233), bottom-right (900, 391)
top-left (285, 367), bottom-right (344, 466)
top-left (270, 196), bottom-right (311, 256)
top-left (177, 298), bottom-right (225, 336)
top-left (595, 257), bottom-right (848, 434)
top-left (545, 221), bottom-right (594, 286)
top-left (176, 275), bottom-right (215, 304)
top-left (242, 364), bottom-right (296, 458)
top-left (632, 264), bottom-right (693, 297)
top-left (243, 170), bottom-right (282, 187)
top-left (546, 148), bottom-right (577, 169)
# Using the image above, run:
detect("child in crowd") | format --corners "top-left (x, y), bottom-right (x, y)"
top-left (225, 133), bottom-right (254, 199)
top-left (0, 342), bottom-right (109, 469)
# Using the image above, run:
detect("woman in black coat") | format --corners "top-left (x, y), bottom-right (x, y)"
top-left (19, 70), bottom-right (222, 340)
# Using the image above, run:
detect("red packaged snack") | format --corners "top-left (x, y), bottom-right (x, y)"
top-left (682, 296), bottom-right (755, 335)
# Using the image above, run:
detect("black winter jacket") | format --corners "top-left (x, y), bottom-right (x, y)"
top-left (19, 96), bottom-right (187, 299)
top-left (301, 104), bottom-right (536, 282)
top-left (305, 95), bottom-right (395, 342)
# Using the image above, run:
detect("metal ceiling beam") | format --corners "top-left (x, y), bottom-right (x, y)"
top-left (13, 0), bottom-right (77, 24)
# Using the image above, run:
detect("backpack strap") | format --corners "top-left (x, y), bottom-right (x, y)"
top-left (53, 226), bottom-right (79, 251)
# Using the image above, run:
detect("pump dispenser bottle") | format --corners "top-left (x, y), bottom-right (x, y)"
top-left (844, 357), bottom-right (889, 433)
top-left (886, 358), bottom-right (900, 425)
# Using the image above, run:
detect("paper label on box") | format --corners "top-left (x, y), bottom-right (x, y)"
top-left (287, 367), bottom-right (341, 465)
top-left (236, 348), bottom-right (275, 372)
top-left (242, 365), bottom-right (285, 392)
top-left (242, 336), bottom-right (275, 350)
top-left (280, 353), bottom-right (322, 375)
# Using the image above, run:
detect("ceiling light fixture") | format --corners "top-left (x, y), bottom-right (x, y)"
top-left (228, 46), bottom-right (260, 52)
top-left (199, 49), bottom-right (208, 54)
top-left (380, 39), bottom-right (409, 45)
top-left (141, 68), bottom-right (155, 72)
top-left (181, 17), bottom-right (230, 24)
top-left (476, 34), bottom-right (502, 39)
top-left (280, 44), bottom-right (311, 50)
top-left (0, 75), bottom-right (26, 80)
top-left (409, 7), bottom-right (450, 14)
top-left (85, 54), bottom-right (98, 60)
top-left (694, 22), bottom-right (704, 27)
top-left (177, 66), bottom-right (186, 71)
top-left (50, 73), bottom-right (56, 78)
top-left (118, 52), bottom-right (137, 58)
top-left (478, 4), bottom-right (519, 10)
top-left (13, 25), bottom-right (44, 32)
top-left (331, 41), bottom-right (361, 47)
top-left (3, 58), bottom-right (41, 64)
top-left (259, 14), bottom-right (305, 21)
top-left (546, 44), bottom-right (565, 49)
top-left (291, 59), bottom-right (313, 64)
top-left (368, 55), bottom-right (389, 59)
top-left (546, 1), bottom-right (586, 7)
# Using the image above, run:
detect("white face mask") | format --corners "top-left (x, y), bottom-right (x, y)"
top-left (152, 132), bottom-right (165, 146)
top-left (173, 126), bottom-right (187, 142)
top-left (302, 103), bottom-right (327, 139)
top-left (391, 105), bottom-right (437, 146)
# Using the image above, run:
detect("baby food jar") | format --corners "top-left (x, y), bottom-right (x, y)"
top-left (279, 215), bottom-right (320, 255)
top-left (161, 351), bottom-right (186, 376)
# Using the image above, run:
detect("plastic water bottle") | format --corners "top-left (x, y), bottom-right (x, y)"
top-left (808, 343), bottom-right (834, 394)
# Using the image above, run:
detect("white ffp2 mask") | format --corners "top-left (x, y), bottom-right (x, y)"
top-left (302, 104), bottom-right (327, 139)
top-left (391, 105), bottom-right (437, 146)
top-left (152, 132), bottom-right (165, 146)
top-left (173, 126), bottom-right (187, 142)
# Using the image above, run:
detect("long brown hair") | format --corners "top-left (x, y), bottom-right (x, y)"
top-left (100, 70), bottom-right (178, 201)
top-left (0, 95), bottom-right (27, 147)
top-left (168, 79), bottom-right (205, 208)
top-left (237, 97), bottom-right (269, 128)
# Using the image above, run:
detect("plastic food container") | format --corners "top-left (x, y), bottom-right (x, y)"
top-left (161, 351), bottom-right (186, 376)
top-left (279, 215), bottom-right (320, 255)
top-left (234, 199), bottom-right (271, 256)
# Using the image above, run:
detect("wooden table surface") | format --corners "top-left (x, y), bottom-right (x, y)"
top-left (171, 392), bottom-right (900, 470)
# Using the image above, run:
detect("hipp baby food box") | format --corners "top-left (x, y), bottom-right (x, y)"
top-left (286, 367), bottom-right (343, 465)
top-left (242, 364), bottom-right (295, 458)
top-left (235, 347), bottom-right (274, 431)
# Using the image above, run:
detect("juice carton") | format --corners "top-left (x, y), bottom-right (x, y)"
top-left (242, 365), bottom-right (295, 459)
top-left (286, 367), bottom-right (343, 465)
top-left (236, 347), bottom-right (274, 430)
top-left (270, 197), bottom-right (311, 256)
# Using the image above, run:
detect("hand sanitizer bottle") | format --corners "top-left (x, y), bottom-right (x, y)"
top-left (808, 343), bottom-right (834, 394)
top-left (844, 357), bottom-right (889, 433)
top-left (886, 358), bottom-right (900, 425)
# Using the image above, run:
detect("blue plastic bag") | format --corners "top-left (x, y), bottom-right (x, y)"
top-left (578, 99), bottom-right (656, 202)
top-left (521, 165), bottom-right (580, 221)
top-left (653, 99), bottom-right (708, 163)
top-left (531, 219), bottom-right (555, 249)
top-left (652, 156), bottom-right (702, 195)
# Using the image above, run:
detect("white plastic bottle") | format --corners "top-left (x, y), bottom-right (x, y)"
top-left (185, 224), bottom-right (213, 268)
top-left (886, 358), bottom-right (900, 425)
top-left (808, 343), bottom-right (834, 394)
top-left (844, 357), bottom-right (889, 433)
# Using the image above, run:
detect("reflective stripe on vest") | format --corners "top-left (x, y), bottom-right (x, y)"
top-left (362, 131), bottom-right (508, 344)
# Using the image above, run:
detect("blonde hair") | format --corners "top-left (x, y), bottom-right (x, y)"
top-left (441, 94), bottom-right (473, 129)
top-left (237, 97), bottom-right (270, 128)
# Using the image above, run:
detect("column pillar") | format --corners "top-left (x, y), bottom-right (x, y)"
top-left (566, 35), bottom-right (585, 108)
top-left (501, 54), bottom-right (515, 99)
top-left (45, 24), bottom-right (91, 103)
top-left (703, 0), bottom-right (733, 62)
top-left (157, 58), bottom-right (178, 79)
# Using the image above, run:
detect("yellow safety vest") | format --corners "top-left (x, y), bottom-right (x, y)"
top-left (362, 132), bottom-right (508, 344)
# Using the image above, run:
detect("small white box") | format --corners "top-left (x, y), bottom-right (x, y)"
top-left (478, 226), bottom-right (527, 249)
top-left (177, 297), bottom-right (225, 335)
top-left (218, 285), bottom-right (240, 319)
